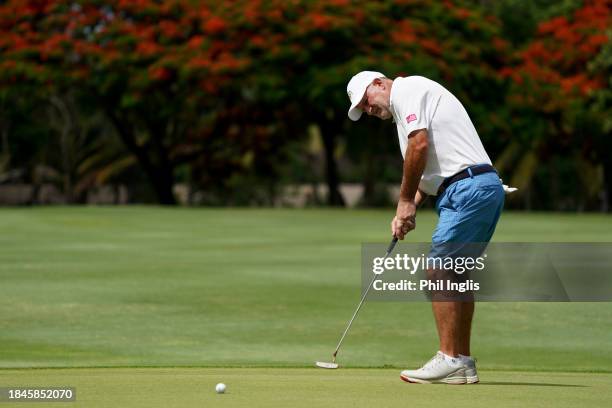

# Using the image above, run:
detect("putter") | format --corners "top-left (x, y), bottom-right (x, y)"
top-left (316, 236), bottom-right (399, 369)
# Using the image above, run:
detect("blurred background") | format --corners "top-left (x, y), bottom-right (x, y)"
top-left (0, 0), bottom-right (610, 211)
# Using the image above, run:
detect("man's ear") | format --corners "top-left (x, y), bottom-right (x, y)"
top-left (372, 78), bottom-right (383, 87)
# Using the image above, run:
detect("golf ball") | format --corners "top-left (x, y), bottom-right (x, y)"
top-left (215, 383), bottom-right (226, 394)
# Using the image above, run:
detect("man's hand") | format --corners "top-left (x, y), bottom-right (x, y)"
top-left (392, 199), bottom-right (417, 240)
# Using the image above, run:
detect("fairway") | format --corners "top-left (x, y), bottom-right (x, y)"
top-left (1, 208), bottom-right (612, 406)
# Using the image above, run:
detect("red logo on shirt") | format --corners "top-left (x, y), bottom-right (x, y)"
top-left (406, 114), bottom-right (417, 123)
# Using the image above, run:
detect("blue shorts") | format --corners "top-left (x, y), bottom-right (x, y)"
top-left (429, 170), bottom-right (504, 258)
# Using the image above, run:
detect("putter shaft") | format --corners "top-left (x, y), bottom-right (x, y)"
top-left (331, 237), bottom-right (399, 360)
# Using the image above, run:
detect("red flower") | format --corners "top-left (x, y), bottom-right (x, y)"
top-left (455, 8), bottom-right (471, 20)
top-left (149, 66), bottom-right (171, 81)
top-left (187, 35), bottom-right (204, 49)
top-left (492, 37), bottom-right (508, 52)
top-left (159, 21), bottom-right (180, 39)
top-left (187, 56), bottom-right (209, 70)
top-left (420, 38), bottom-right (442, 55)
top-left (136, 41), bottom-right (161, 57)
top-left (310, 13), bottom-right (331, 30)
top-left (40, 33), bottom-right (69, 60)
top-left (538, 16), bottom-right (567, 35)
top-left (249, 35), bottom-right (266, 48)
top-left (391, 21), bottom-right (417, 45)
top-left (203, 16), bottom-right (226, 35)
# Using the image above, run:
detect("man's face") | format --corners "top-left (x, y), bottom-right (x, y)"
top-left (357, 79), bottom-right (392, 120)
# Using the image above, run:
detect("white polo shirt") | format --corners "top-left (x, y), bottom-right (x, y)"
top-left (389, 76), bottom-right (492, 195)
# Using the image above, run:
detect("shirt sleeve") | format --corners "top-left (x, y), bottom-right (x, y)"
top-left (396, 81), bottom-right (434, 137)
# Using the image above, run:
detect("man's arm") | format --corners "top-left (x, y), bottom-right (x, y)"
top-left (415, 188), bottom-right (428, 207)
top-left (392, 129), bottom-right (429, 239)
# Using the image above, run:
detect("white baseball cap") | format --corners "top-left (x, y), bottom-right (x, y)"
top-left (346, 71), bottom-right (385, 121)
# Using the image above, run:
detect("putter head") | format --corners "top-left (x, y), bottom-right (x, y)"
top-left (315, 361), bottom-right (339, 369)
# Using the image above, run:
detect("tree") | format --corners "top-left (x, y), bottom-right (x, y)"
top-left (499, 0), bottom-right (611, 210)
top-left (229, 0), bottom-right (508, 205)
top-left (0, 0), bottom-right (257, 204)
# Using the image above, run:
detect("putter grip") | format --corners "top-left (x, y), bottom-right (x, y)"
top-left (386, 237), bottom-right (399, 255)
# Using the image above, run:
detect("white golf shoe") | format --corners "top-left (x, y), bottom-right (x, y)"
top-left (400, 352), bottom-right (466, 384)
top-left (459, 354), bottom-right (479, 384)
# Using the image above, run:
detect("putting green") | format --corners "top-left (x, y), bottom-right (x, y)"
top-left (2, 368), bottom-right (611, 408)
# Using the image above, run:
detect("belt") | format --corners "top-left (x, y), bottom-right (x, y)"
top-left (437, 164), bottom-right (497, 196)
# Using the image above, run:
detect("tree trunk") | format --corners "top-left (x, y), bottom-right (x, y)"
top-left (152, 166), bottom-right (176, 205)
top-left (318, 119), bottom-right (345, 207)
top-left (362, 155), bottom-right (376, 207)
top-left (602, 159), bottom-right (612, 213)
top-left (0, 120), bottom-right (8, 169)
top-left (106, 111), bottom-right (176, 205)
top-left (50, 95), bottom-right (75, 203)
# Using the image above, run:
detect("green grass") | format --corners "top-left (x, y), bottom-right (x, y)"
top-left (2, 368), bottom-right (611, 408)
top-left (1, 207), bottom-right (612, 406)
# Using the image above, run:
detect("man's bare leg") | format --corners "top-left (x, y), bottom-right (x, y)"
top-left (458, 301), bottom-right (474, 356)
top-left (432, 300), bottom-right (474, 357)
top-left (432, 301), bottom-right (461, 357)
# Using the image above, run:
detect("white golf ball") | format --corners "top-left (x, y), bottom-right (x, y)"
top-left (215, 383), bottom-right (226, 394)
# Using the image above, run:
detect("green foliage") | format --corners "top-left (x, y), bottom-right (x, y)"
top-left (478, 0), bottom-right (585, 45)
top-left (589, 30), bottom-right (612, 134)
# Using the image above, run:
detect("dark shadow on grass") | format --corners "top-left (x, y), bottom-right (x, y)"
top-left (476, 382), bottom-right (587, 387)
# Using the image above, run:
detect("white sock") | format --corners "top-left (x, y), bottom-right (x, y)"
top-left (458, 354), bottom-right (473, 360)
top-left (440, 352), bottom-right (460, 363)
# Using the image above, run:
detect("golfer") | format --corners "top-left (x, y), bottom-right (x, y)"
top-left (346, 71), bottom-right (505, 384)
